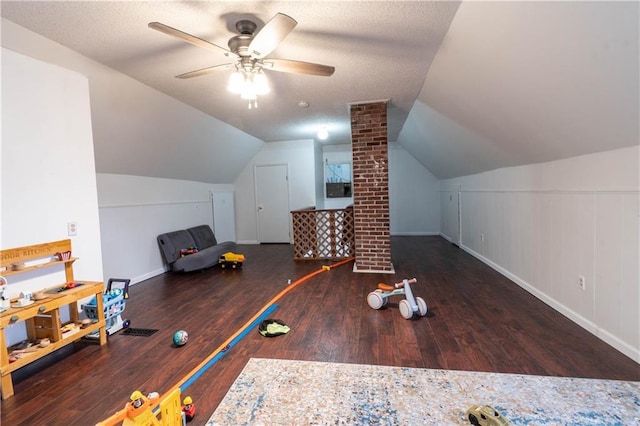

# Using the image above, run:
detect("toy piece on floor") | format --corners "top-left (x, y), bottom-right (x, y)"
top-left (82, 278), bottom-right (131, 338)
top-left (173, 329), bottom-right (189, 347)
top-left (466, 405), bottom-right (510, 426)
top-left (367, 277), bottom-right (428, 319)
top-left (182, 396), bottom-right (196, 422)
top-left (258, 319), bottom-right (290, 337)
top-left (219, 252), bottom-right (245, 269)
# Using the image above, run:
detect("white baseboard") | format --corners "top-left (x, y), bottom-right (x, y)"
top-left (460, 244), bottom-right (640, 364)
top-left (129, 267), bottom-right (167, 286)
top-left (439, 233), bottom-right (453, 243)
top-left (390, 231), bottom-right (440, 236)
top-left (353, 262), bottom-right (395, 274)
top-left (236, 240), bottom-right (259, 244)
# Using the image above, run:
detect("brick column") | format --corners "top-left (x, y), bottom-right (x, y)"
top-left (350, 100), bottom-right (394, 273)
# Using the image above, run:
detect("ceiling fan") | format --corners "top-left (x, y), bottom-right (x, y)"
top-left (149, 13), bottom-right (335, 107)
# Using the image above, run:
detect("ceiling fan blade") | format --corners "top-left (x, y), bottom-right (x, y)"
top-left (263, 59), bottom-right (335, 76)
top-left (248, 13), bottom-right (297, 59)
top-left (175, 63), bottom-right (235, 79)
top-left (149, 22), bottom-right (232, 56)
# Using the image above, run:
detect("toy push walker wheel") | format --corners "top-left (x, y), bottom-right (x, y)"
top-left (416, 297), bottom-right (428, 316)
top-left (367, 291), bottom-right (386, 310)
top-left (398, 299), bottom-right (413, 319)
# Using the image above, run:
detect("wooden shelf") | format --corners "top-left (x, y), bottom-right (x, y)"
top-left (2, 319), bottom-right (105, 374)
top-left (0, 240), bottom-right (106, 399)
top-left (0, 258), bottom-right (78, 277)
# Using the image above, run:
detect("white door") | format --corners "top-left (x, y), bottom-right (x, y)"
top-left (212, 191), bottom-right (236, 242)
top-left (255, 164), bottom-right (290, 243)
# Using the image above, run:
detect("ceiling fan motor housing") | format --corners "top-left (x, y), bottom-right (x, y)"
top-left (228, 34), bottom-right (254, 57)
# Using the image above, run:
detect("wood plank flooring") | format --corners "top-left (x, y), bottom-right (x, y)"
top-left (2, 237), bottom-right (638, 425)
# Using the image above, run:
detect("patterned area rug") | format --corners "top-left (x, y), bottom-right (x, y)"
top-left (207, 358), bottom-right (639, 425)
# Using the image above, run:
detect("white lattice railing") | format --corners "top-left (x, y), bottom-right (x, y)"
top-left (291, 206), bottom-right (355, 260)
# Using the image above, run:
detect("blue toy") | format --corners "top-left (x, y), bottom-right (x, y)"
top-left (82, 278), bottom-right (131, 337)
top-left (367, 278), bottom-right (427, 319)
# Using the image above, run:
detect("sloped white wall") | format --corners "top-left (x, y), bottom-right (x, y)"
top-left (415, 1), bottom-right (639, 179)
top-left (1, 48), bottom-right (103, 344)
top-left (234, 140), bottom-right (316, 244)
top-left (389, 143), bottom-right (440, 235)
top-left (441, 146), bottom-right (640, 362)
top-left (1, 18), bottom-right (264, 184)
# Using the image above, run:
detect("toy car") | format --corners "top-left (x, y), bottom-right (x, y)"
top-left (219, 252), bottom-right (245, 269)
top-left (466, 405), bottom-right (510, 426)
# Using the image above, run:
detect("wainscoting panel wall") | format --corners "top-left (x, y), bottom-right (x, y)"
top-left (458, 188), bottom-right (639, 362)
top-left (99, 200), bottom-right (213, 284)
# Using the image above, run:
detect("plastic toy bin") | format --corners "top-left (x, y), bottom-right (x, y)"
top-left (82, 293), bottom-right (125, 321)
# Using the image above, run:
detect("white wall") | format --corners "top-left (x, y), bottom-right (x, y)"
top-left (314, 141), bottom-right (325, 209)
top-left (1, 18), bottom-right (264, 185)
top-left (1, 48), bottom-right (103, 344)
top-left (389, 144), bottom-right (441, 235)
top-left (235, 140), bottom-right (316, 244)
top-left (440, 184), bottom-right (461, 245)
top-left (321, 144), bottom-right (353, 210)
top-left (96, 174), bottom-right (234, 284)
top-left (441, 146), bottom-right (640, 362)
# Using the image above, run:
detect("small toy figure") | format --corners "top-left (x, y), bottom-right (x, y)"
top-left (182, 396), bottom-right (196, 422)
top-left (123, 390), bottom-right (159, 425)
top-left (0, 276), bottom-right (9, 311)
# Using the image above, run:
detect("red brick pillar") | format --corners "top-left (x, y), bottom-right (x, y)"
top-left (350, 101), bottom-right (394, 273)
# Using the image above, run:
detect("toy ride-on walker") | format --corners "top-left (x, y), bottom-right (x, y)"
top-left (82, 278), bottom-right (131, 338)
top-left (367, 278), bottom-right (428, 319)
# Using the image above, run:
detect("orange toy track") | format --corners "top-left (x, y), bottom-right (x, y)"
top-left (97, 257), bottom-right (354, 426)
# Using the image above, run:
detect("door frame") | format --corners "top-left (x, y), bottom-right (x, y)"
top-left (253, 163), bottom-right (291, 243)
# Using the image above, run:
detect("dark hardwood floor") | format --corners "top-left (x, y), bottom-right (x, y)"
top-left (2, 237), bottom-right (638, 425)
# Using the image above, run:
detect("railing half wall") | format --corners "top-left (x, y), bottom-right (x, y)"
top-left (291, 206), bottom-right (355, 260)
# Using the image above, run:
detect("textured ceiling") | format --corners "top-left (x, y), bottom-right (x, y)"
top-left (1, 1), bottom-right (460, 146)
top-left (2, 1), bottom-right (637, 182)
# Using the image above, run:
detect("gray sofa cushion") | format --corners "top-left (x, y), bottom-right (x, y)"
top-left (171, 241), bottom-right (236, 272)
top-left (187, 225), bottom-right (217, 249)
top-left (157, 230), bottom-right (196, 264)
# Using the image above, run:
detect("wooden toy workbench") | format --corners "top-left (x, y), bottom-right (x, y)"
top-left (0, 239), bottom-right (106, 399)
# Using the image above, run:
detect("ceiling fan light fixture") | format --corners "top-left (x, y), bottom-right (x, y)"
top-left (229, 68), bottom-right (269, 108)
top-left (227, 71), bottom-right (244, 94)
top-left (253, 71), bottom-right (270, 95)
top-left (151, 14), bottom-right (334, 111)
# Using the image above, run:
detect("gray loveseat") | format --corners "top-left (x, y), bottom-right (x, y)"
top-left (157, 225), bottom-right (236, 272)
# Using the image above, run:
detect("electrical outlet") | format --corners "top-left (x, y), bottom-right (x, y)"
top-left (578, 275), bottom-right (586, 291)
top-left (67, 222), bottom-right (77, 236)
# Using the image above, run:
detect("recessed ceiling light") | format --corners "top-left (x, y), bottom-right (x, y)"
top-left (317, 128), bottom-right (329, 140)
top-left (298, 100), bottom-right (309, 108)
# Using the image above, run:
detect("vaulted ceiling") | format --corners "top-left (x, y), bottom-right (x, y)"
top-left (2, 1), bottom-right (637, 181)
